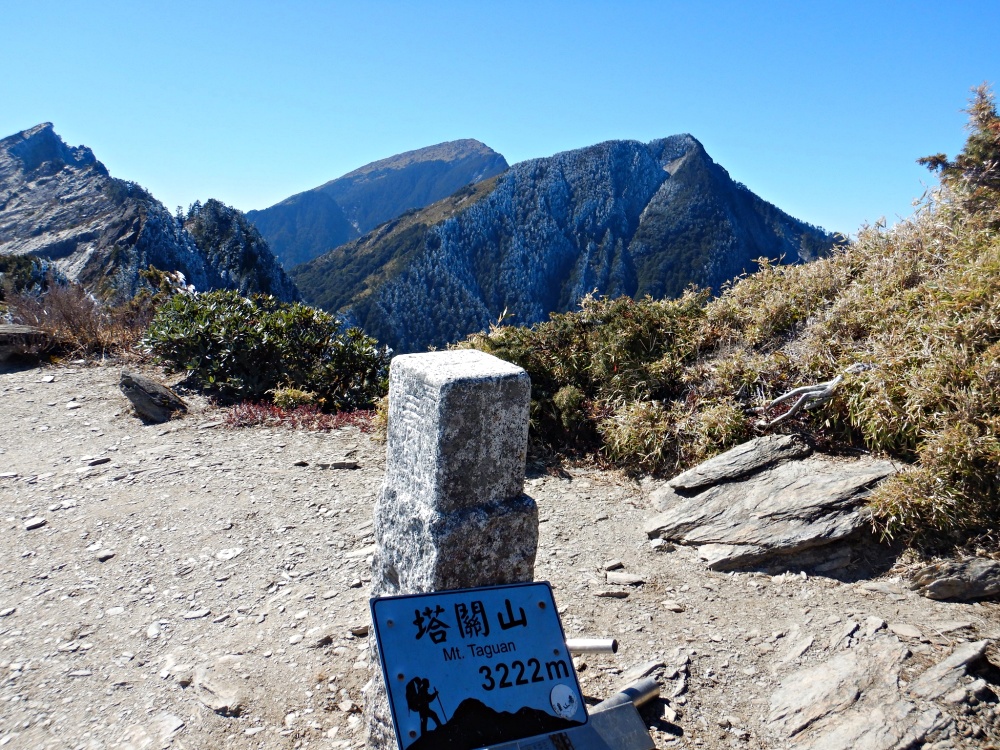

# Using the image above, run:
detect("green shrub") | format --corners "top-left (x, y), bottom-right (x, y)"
top-left (145, 291), bottom-right (389, 409)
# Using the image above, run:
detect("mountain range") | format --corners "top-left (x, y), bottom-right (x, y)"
top-left (246, 140), bottom-right (508, 268)
top-left (290, 135), bottom-right (838, 353)
top-left (0, 123), bottom-right (297, 302)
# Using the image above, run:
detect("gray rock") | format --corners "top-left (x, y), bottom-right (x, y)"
top-left (0, 324), bottom-right (50, 361)
top-left (907, 640), bottom-right (988, 700)
top-left (0, 124), bottom-right (298, 302)
top-left (769, 638), bottom-right (947, 749)
top-left (119, 370), bottom-right (187, 423)
top-left (667, 434), bottom-right (812, 492)
top-left (606, 571), bottom-right (645, 586)
top-left (366, 351), bottom-right (537, 748)
top-left (909, 558), bottom-right (1000, 601)
top-left (645, 452), bottom-right (897, 570)
top-left (192, 668), bottom-right (243, 716)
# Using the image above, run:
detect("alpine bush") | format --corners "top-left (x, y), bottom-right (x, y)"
top-left (145, 291), bottom-right (389, 409)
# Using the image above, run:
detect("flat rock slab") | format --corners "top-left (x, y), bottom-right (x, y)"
top-left (665, 434), bottom-right (812, 494)
top-left (645, 453), bottom-right (897, 570)
top-left (909, 558), bottom-right (1000, 601)
top-left (769, 637), bottom-right (947, 749)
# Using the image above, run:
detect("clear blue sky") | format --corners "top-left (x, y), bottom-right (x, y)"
top-left (3, 1), bottom-right (997, 235)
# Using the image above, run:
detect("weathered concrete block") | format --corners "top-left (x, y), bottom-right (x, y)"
top-left (365, 350), bottom-right (538, 748)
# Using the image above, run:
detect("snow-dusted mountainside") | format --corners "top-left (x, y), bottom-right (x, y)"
top-left (0, 123), bottom-right (298, 302)
top-left (247, 139), bottom-right (509, 268)
top-left (291, 135), bottom-right (838, 353)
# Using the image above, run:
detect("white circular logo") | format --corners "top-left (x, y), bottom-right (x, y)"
top-left (549, 684), bottom-right (579, 720)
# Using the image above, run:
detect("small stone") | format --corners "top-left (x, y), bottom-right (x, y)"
top-left (888, 622), bottom-right (923, 639)
top-left (0, 607), bottom-right (15, 617)
top-left (67, 670), bottom-right (92, 677)
top-left (864, 616), bottom-right (886, 637)
top-left (321, 590), bottom-right (339, 600)
top-left (348, 579), bottom-right (363, 589)
top-left (183, 609), bottom-right (210, 620)
top-left (0, 472), bottom-right (17, 479)
top-left (146, 623), bottom-right (161, 639)
top-left (97, 550), bottom-right (116, 562)
top-left (662, 703), bottom-right (679, 723)
top-left (943, 687), bottom-right (968, 704)
top-left (338, 700), bottom-right (359, 713)
top-left (318, 461), bottom-right (358, 470)
top-left (106, 607), bottom-right (125, 616)
top-left (244, 727), bottom-right (265, 736)
top-left (595, 590), bottom-right (630, 599)
top-left (24, 517), bottom-right (47, 530)
top-left (66, 402), bottom-right (82, 410)
top-left (603, 559), bottom-right (624, 571)
top-left (650, 538), bottom-right (674, 552)
top-left (212, 614), bottom-right (230, 623)
top-left (606, 571), bottom-right (645, 586)
top-left (215, 548), bottom-right (243, 561)
top-left (288, 634), bottom-right (304, 645)
top-left (350, 624), bottom-right (370, 637)
top-left (662, 600), bottom-right (685, 612)
top-left (87, 457), bottom-right (111, 466)
top-left (305, 625), bottom-right (335, 648)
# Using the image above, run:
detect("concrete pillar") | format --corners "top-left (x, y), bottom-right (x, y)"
top-left (365, 350), bottom-right (538, 748)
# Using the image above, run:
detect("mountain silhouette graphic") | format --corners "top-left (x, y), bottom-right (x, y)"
top-left (405, 697), bottom-right (583, 749)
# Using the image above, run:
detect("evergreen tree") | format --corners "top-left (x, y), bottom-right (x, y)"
top-left (919, 83), bottom-right (1000, 213)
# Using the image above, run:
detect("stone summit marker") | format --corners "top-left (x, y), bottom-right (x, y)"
top-left (365, 350), bottom-right (539, 749)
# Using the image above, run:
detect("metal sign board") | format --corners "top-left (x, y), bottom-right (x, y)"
top-left (370, 582), bottom-right (588, 750)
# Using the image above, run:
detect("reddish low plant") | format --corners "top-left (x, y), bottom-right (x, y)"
top-left (224, 401), bottom-right (374, 432)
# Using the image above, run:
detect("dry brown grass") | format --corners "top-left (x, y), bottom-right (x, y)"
top-left (6, 278), bottom-right (157, 357)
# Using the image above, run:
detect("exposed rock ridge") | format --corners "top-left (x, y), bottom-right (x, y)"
top-left (0, 123), bottom-right (298, 302)
top-left (291, 135), bottom-right (838, 353)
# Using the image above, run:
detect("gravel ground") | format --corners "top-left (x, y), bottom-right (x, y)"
top-left (1, 360), bottom-right (998, 750)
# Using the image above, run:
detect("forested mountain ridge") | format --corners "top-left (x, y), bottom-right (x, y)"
top-left (246, 139), bottom-right (508, 268)
top-left (0, 123), bottom-right (298, 302)
top-left (291, 134), bottom-right (837, 353)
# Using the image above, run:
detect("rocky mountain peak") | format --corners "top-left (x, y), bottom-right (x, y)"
top-left (3, 122), bottom-right (101, 176)
top-left (247, 139), bottom-right (509, 269)
top-left (334, 138), bottom-right (502, 181)
top-left (0, 123), bottom-right (297, 302)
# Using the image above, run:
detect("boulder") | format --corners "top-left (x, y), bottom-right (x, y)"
top-left (645, 436), bottom-right (897, 570)
top-left (0, 324), bottom-right (49, 361)
top-left (119, 370), bottom-right (187, 423)
top-left (909, 558), bottom-right (1000, 601)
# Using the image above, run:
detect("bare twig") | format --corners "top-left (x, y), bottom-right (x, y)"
top-left (755, 364), bottom-right (869, 429)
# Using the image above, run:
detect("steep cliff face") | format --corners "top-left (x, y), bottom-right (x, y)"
top-left (247, 139), bottom-right (509, 268)
top-left (291, 135), bottom-right (837, 353)
top-left (0, 123), bottom-right (298, 302)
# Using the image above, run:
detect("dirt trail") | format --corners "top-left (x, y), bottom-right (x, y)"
top-left (1, 361), bottom-right (997, 749)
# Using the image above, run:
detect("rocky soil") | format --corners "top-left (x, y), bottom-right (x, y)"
top-left (1, 361), bottom-right (998, 750)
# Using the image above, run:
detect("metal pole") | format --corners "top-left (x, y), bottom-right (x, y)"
top-left (590, 677), bottom-right (661, 714)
